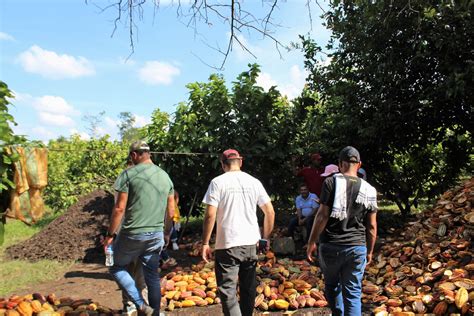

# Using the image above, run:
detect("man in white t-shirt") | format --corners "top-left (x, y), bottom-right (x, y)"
top-left (201, 149), bottom-right (275, 316)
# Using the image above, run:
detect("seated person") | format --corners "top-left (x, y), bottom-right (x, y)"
top-left (287, 184), bottom-right (320, 242)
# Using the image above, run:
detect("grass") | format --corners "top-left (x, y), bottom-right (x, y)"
top-left (0, 212), bottom-right (73, 297)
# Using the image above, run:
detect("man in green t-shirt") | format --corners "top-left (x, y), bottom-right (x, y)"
top-left (103, 141), bottom-right (174, 316)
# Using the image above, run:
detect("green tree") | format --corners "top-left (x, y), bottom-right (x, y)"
top-left (45, 136), bottom-right (128, 211)
top-left (0, 82), bottom-right (26, 244)
top-left (118, 112), bottom-right (143, 143)
top-left (301, 0), bottom-right (473, 216)
top-left (82, 110), bottom-right (105, 138)
top-left (147, 64), bottom-right (301, 215)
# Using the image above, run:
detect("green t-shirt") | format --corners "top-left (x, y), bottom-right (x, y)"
top-left (114, 163), bottom-right (174, 234)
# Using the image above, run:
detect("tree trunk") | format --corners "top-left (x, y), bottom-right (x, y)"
top-left (178, 192), bottom-right (198, 244)
top-left (395, 197), bottom-right (411, 219)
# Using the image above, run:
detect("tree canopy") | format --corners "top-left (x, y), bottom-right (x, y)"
top-left (300, 0), bottom-right (473, 215)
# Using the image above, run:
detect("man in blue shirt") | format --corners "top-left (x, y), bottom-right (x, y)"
top-left (287, 184), bottom-right (319, 243)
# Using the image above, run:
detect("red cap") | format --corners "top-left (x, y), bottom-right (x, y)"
top-left (310, 153), bottom-right (322, 162)
top-left (221, 149), bottom-right (243, 161)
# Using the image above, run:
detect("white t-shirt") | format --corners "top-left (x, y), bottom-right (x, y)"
top-left (202, 171), bottom-right (271, 250)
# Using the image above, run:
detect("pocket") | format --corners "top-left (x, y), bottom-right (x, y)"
top-left (319, 244), bottom-right (339, 270)
top-left (351, 246), bottom-right (367, 268)
top-left (249, 245), bottom-right (258, 261)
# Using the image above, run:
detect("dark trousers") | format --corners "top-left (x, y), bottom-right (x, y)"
top-left (214, 245), bottom-right (257, 316)
top-left (288, 215), bottom-right (315, 242)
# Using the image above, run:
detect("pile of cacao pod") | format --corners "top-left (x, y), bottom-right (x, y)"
top-left (0, 293), bottom-right (116, 316)
top-left (160, 252), bottom-right (329, 312)
top-left (253, 253), bottom-right (328, 311)
top-left (363, 178), bottom-right (474, 315)
top-left (159, 262), bottom-right (221, 311)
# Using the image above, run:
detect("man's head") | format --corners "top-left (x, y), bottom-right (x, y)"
top-left (310, 152), bottom-right (322, 167)
top-left (299, 184), bottom-right (309, 198)
top-left (129, 140), bottom-right (151, 164)
top-left (338, 146), bottom-right (361, 174)
top-left (220, 149), bottom-right (243, 171)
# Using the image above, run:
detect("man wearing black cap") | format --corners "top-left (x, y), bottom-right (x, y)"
top-left (201, 149), bottom-right (275, 316)
top-left (104, 140), bottom-right (175, 316)
top-left (306, 146), bottom-right (377, 316)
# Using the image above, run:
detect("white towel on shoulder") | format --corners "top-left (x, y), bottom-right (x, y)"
top-left (331, 173), bottom-right (347, 220)
top-left (331, 173), bottom-right (377, 221)
top-left (356, 179), bottom-right (378, 211)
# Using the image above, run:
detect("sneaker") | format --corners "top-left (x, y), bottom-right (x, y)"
top-left (172, 242), bottom-right (179, 250)
top-left (139, 304), bottom-right (154, 316)
top-left (122, 302), bottom-right (137, 316)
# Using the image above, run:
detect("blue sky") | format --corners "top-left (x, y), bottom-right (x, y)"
top-left (1, 0), bottom-right (330, 142)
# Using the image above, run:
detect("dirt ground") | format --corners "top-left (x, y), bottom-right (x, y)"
top-left (11, 254), bottom-right (331, 315)
top-left (4, 190), bottom-right (332, 314)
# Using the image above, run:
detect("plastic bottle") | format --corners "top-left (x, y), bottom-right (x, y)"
top-left (105, 245), bottom-right (114, 266)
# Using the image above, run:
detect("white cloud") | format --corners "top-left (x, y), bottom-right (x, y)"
top-left (0, 32), bottom-right (15, 41)
top-left (31, 126), bottom-right (56, 140)
top-left (256, 72), bottom-right (278, 91)
top-left (18, 45), bottom-right (95, 79)
top-left (138, 61), bottom-right (181, 85)
top-left (134, 115), bottom-right (150, 127)
top-left (70, 129), bottom-right (90, 140)
top-left (34, 95), bottom-right (80, 116)
top-left (256, 65), bottom-right (308, 99)
top-left (38, 112), bottom-right (75, 127)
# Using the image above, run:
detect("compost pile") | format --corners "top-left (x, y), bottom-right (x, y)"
top-left (6, 190), bottom-right (113, 263)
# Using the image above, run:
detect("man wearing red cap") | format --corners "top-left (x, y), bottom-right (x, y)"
top-left (295, 153), bottom-right (325, 196)
top-left (201, 149), bottom-right (275, 316)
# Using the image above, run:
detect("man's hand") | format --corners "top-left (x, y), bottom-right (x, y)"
top-left (202, 244), bottom-right (213, 263)
top-left (366, 252), bottom-right (373, 265)
top-left (306, 242), bottom-right (317, 263)
top-left (102, 236), bottom-right (114, 251)
top-left (164, 233), bottom-right (171, 247)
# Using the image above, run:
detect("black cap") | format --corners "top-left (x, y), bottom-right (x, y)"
top-left (339, 146), bottom-right (360, 163)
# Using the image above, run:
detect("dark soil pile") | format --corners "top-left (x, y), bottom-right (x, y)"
top-left (6, 190), bottom-right (113, 263)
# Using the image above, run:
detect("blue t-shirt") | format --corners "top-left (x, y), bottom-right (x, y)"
top-left (295, 193), bottom-right (319, 217)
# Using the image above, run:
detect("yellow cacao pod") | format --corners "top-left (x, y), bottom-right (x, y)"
top-left (455, 287), bottom-right (468, 309)
top-left (264, 285), bottom-right (271, 298)
top-left (16, 302), bottom-right (33, 316)
top-left (180, 300), bottom-right (196, 308)
top-left (30, 301), bottom-right (42, 314)
top-left (274, 299), bottom-right (289, 310)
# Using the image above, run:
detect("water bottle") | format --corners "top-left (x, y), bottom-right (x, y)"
top-left (105, 245), bottom-right (114, 266)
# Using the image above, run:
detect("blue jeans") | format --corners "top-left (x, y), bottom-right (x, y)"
top-left (287, 215), bottom-right (315, 242)
top-left (318, 243), bottom-right (367, 316)
top-left (109, 232), bottom-right (164, 311)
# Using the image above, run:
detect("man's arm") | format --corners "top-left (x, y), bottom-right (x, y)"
top-left (103, 192), bottom-right (128, 248)
top-left (259, 202), bottom-right (275, 240)
top-left (365, 211), bottom-right (377, 265)
top-left (164, 194), bottom-right (175, 237)
top-left (306, 204), bottom-right (330, 262)
top-left (201, 204), bottom-right (217, 262)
